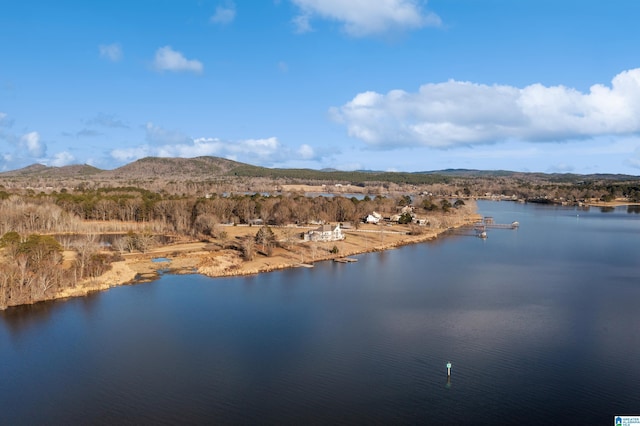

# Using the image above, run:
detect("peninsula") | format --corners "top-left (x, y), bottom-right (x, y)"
top-left (2, 156), bottom-right (639, 310)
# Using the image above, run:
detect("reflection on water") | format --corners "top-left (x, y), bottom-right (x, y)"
top-left (0, 293), bottom-right (101, 338)
top-left (628, 204), bottom-right (640, 214)
top-left (1, 201), bottom-right (639, 425)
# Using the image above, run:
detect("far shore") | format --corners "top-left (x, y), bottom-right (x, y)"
top-left (58, 198), bottom-right (640, 304)
top-left (583, 200), bottom-right (640, 207)
top-left (54, 215), bottom-right (481, 304)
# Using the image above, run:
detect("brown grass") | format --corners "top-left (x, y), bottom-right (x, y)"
top-left (54, 213), bottom-right (480, 304)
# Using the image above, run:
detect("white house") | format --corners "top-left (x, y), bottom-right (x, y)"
top-left (365, 211), bottom-right (382, 224)
top-left (304, 224), bottom-right (344, 242)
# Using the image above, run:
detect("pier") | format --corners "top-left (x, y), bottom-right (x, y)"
top-left (334, 257), bottom-right (358, 263)
top-left (481, 217), bottom-right (520, 229)
top-left (450, 217), bottom-right (520, 238)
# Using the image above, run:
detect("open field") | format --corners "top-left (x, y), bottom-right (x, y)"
top-left (279, 184), bottom-right (368, 194)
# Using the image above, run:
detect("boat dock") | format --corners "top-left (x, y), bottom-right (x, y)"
top-left (484, 222), bottom-right (519, 229)
top-left (334, 257), bottom-right (358, 263)
top-left (481, 217), bottom-right (520, 229)
top-left (296, 263), bottom-right (314, 268)
top-left (451, 218), bottom-right (520, 238)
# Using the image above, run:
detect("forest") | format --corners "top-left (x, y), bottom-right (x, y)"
top-left (0, 186), bottom-right (466, 310)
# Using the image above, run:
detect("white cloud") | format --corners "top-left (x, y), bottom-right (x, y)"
top-left (20, 132), bottom-right (46, 157)
top-left (1, 122), bottom-right (82, 170)
top-left (333, 68), bottom-right (640, 148)
top-left (111, 145), bottom-right (152, 163)
top-left (153, 46), bottom-right (203, 74)
top-left (110, 123), bottom-right (289, 165)
top-left (0, 119), bottom-right (46, 168)
top-left (180, 137), bottom-right (282, 160)
top-left (211, 2), bottom-right (236, 24)
top-left (290, 0), bottom-right (441, 36)
top-left (48, 151), bottom-right (76, 167)
top-left (99, 43), bottom-right (123, 62)
top-left (110, 136), bottom-right (284, 165)
top-left (298, 144), bottom-right (315, 159)
top-left (109, 122), bottom-right (332, 168)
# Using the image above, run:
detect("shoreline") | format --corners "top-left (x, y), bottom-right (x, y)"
top-left (583, 201), bottom-right (640, 207)
top-left (45, 214), bottom-right (481, 307)
top-left (23, 198), bottom-right (630, 311)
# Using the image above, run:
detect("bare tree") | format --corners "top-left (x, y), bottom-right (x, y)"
top-left (73, 234), bottom-right (99, 281)
top-left (241, 237), bottom-right (255, 261)
top-left (136, 231), bottom-right (156, 253)
top-left (113, 236), bottom-right (128, 254)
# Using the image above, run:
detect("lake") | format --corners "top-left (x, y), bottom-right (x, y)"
top-left (1, 201), bottom-right (639, 425)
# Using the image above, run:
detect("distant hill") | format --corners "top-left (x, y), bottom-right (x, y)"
top-left (101, 156), bottom-right (245, 179)
top-left (418, 168), bottom-right (640, 183)
top-left (0, 163), bottom-right (102, 177)
top-left (1, 157), bottom-right (638, 184)
top-left (419, 169), bottom-right (517, 177)
top-left (0, 157), bottom-right (452, 185)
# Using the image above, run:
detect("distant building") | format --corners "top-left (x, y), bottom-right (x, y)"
top-left (400, 205), bottom-right (414, 214)
top-left (304, 224), bottom-right (344, 242)
top-left (365, 211), bottom-right (382, 224)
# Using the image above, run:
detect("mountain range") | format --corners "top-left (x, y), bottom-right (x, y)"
top-left (1, 156), bottom-right (638, 183)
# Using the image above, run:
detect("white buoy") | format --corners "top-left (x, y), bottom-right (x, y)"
top-left (447, 361), bottom-right (452, 377)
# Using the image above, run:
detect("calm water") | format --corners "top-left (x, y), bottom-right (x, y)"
top-left (1, 201), bottom-right (639, 425)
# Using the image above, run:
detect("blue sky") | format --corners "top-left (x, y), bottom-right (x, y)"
top-left (2, 0), bottom-right (640, 174)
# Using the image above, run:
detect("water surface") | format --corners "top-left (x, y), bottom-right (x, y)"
top-left (1, 201), bottom-right (639, 425)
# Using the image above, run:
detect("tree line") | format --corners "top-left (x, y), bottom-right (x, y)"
top-left (0, 232), bottom-right (119, 310)
top-left (0, 188), bottom-right (438, 235)
top-left (0, 187), bottom-right (468, 309)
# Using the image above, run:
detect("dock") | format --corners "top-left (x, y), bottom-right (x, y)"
top-left (334, 257), bottom-right (358, 263)
top-left (451, 218), bottom-right (520, 238)
top-left (481, 217), bottom-right (520, 229)
top-left (484, 222), bottom-right (519, 229)
top-left (296, 263), bottom-right (314, 268)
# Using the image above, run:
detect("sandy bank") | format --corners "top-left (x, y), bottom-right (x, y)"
top-left (51, 214), bottom-right (481, 303)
